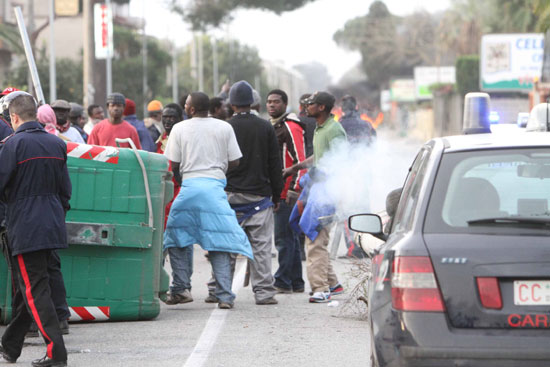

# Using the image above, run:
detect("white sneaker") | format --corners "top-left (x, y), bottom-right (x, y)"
top-left (309, 291), bottom-right (331, 303)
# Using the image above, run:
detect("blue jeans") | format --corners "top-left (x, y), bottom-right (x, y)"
top-left (168, 246), bottom-right (235, 304)
top-left (168, 246), bottom-right (193, 293)
top-left (274, 201), bottom-right (305, 290)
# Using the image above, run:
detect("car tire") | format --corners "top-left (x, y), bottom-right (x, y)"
top-left (369, 324), bottom-right (379, 367)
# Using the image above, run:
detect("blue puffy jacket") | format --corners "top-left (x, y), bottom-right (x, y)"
top-left (0, 121), bottom-right (71, 255)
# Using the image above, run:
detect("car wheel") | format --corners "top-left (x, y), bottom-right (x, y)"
top-left (369, 324), bottom-right (379, 367)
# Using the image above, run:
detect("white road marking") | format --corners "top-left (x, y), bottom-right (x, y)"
top-left (182, 259), bottom-right (247, 367)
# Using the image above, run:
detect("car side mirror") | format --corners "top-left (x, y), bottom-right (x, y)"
top-left (348, 214), bottom-right (387, 241)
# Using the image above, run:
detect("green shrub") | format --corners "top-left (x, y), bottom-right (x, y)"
top-left (456, 55), bottom-right (480, 96)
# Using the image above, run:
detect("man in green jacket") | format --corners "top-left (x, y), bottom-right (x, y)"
top-left (283, 91), bottom-right (346, 303)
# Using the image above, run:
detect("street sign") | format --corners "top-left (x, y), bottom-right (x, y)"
top-left (55, 0), bottom-right (79, 16)
top-left (414, 66), bottom-right (456, 100)
top-left (94, 3), bottom-right (113, 60)
top-left (481, 33), bottom-right (544, 92)
top-left (390, 79), bottom-right (415, 102)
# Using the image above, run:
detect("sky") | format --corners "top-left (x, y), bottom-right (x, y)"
top-left (129, 0), bottom-right (451, 83)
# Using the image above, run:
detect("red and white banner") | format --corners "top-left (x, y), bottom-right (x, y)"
top-left (69, 306), bottom-right (110, 322)
top-left (67, 142), bottom-right (119, 164)
top-left (94, 3), bottom-right (113, 60)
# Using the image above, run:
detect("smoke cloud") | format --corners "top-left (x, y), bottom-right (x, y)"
top-left (314, 135), bottom-right (414, 220)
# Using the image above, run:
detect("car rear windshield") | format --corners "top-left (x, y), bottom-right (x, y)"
top-left (424, 148), bottom-right (550, 234)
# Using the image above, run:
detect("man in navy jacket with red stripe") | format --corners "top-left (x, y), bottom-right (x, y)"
top-left (0, 92), bottom-right (70, 367)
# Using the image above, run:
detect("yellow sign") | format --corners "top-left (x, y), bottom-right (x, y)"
top-left (55, 0), bottom-right (79, 17)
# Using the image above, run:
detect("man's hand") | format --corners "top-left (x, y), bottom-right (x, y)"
top-left (221, 80), bottom-right (231, 94)
top-left (282, 165), bottom-right (297, 179)
top-left (273, 202), bottom-right (280, 212)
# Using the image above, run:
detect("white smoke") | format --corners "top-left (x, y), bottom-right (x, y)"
top-left (314, 135), bottom-right (416, 220)
top-left (315, 139), bottom-right (372, 220)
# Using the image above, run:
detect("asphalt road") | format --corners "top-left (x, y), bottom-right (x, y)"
top-left (2, 129), bottom-right (422, 367)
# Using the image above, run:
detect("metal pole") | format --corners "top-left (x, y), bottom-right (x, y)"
top-left (142, 1), bottom-right (148, 116)
top-left (212, 38), bottom-right (218, 95)
top-left (198, 33), bottom-right (204, 91)
top-left (48, 0), bottom-right (56, 101)
top-left (190, 33), bottom-right (197, 91)
top-left (14, 6), bottom-right (45, 104)
top-left (105, 0), bottom-right (112, 97)
top-left (172, 41), bottom-right (178, 102)
top-left (142, 18), bottom-right (148, 116)
top-left (27, 0), bottom-right (35, 96)
top-left (83, 0), bottom-right (92, 107)
top-left (2, 0), bottom-right (8, 23)
top-left (329, 223), bottom-right (344, 260)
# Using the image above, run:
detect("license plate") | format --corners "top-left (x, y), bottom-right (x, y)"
top-left (514, 280), bottom-right (550, 305)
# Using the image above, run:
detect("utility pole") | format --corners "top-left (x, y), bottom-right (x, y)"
top-left (83, 0), bottom-right (93, 108)
top-left (212, 38), bottom-right (218, 95)
top-left (142, 1), bottom-right (148, 116)
top-left (198, 33), bottom-right (204, 91)
top-left (172, 41), bottom-right (178, 102)
top-left (48, 0), bottom-right (56, 101)
top-left (190, 33), bottom-right (197, 91)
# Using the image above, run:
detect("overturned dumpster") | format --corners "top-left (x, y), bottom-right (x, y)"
top-left (0, 141), bottom-right (173, 323)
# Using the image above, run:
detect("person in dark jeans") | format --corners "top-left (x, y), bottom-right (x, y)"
top-left (267, 89), bottom-right (306, 293)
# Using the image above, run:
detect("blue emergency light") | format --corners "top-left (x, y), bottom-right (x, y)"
top-left (489, 111), bottom-right (500, 124)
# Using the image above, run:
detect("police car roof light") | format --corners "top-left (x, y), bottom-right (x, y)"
top-left (463, 92), bottom-right (491, 135)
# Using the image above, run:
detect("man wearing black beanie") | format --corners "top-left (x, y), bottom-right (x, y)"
top-left (226, 80), bottom-right (283, 305)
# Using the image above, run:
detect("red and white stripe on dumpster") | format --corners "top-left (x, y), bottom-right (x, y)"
top-left (67, 142), bottom-right (119, 164)
top-left (69, 306), bottom-right (110, 322)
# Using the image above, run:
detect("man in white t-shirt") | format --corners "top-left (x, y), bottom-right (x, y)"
top-left (163, 92), bottom-right (253, 310)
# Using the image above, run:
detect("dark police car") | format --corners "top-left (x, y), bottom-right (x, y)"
top-left (350, 99), bottom-right (550, 366)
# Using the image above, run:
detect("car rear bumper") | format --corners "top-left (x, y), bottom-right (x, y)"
top-left (373, 311), bottom-right (550, 367)
top-left (400, 345), bottom-right (550, 364)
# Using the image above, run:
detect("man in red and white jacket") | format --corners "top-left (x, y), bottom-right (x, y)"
top-left (267, 89), bottom-right (307, 293)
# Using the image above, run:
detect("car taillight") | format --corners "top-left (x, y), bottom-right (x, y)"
top-left (372, 254), bottom-right (384, 283)
top-left (476, 277), bottom-right (502, 310)
top-left (391, 256), bottom-right (445, 312)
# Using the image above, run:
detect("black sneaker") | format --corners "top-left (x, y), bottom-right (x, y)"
top-left (256, 297), bottom-right (278, 305)
top-left (59, 320), bottom-right (69, 335)
top-left (0, 345), bottom-right (16, 363)
top-left (31, 356), bottom-right (66, 367)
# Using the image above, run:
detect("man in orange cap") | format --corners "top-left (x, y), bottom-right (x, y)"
top-left (144, 100), bottom-right (164, 142)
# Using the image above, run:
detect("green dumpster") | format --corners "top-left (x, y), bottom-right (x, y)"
top-left (0, 141), bottom-right (172, 323)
